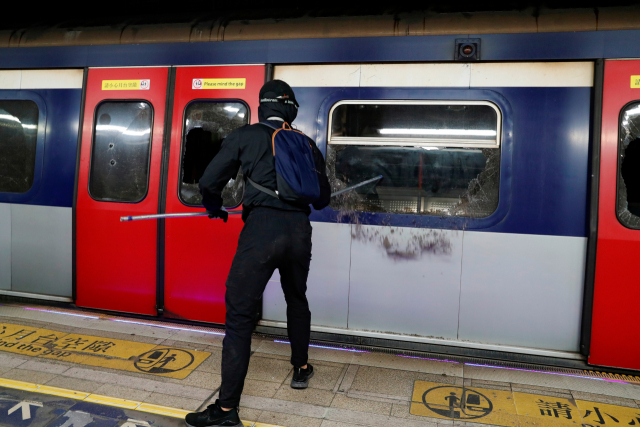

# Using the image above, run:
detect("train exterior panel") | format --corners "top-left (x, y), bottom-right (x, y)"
top-left (163, 65), bottom-right (263, 323)
top-left (0, 69), bottom-right (83, 299)
top-left (76, 67), bottom-right (169, 315)
top-left (262, 63), bottom-right (591, 357)
top-left (591, 60), bottom-right (640, 370)
top-left (0, 25), bottom-right (639, 370)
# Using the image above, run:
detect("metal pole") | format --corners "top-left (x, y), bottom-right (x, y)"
top-left (330, 175), bottom-right (383, 197)
top-left (120, 175), bottom-right (383, 222)
top-left (120, 211), bottom-right (242, 222)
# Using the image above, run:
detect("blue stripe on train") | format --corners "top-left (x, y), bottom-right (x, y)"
top-left (0, 31), bottom-right (638, 67)
top-left (0, 89), bottom-right (82, 208)
top-left (300, 86), bottom-right (591, 238)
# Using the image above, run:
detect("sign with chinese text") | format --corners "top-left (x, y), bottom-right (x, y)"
top-left (0, 322), bottom-right (209, 379)
top-left (102, 80), bottom-right (151, 90)
top-left (411, 380), bottom-right (640, 427)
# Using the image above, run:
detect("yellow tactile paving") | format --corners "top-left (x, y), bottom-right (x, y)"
top-left (411, 380), bottom-right (640, 427)
top-left (0, 321), bottom-right (210, 378)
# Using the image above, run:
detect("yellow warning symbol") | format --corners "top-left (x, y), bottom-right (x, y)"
top-left (0, 322), bottom-right (209, 379)
top-left (631, 75), bottom-right (640, 88)
top-left (411, 381), bottom-right (518, 427)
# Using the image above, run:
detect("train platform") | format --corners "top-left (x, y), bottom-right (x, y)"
top-left (0, 302), bottom-right (638, 427)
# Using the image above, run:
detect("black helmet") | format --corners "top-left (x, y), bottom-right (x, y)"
top-left (259, 80), bottom-right (299, 109)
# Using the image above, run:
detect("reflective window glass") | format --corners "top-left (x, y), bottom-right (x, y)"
top-left (618, 102), bottom-right (640, 228)
top-left (0, 100), bottom-right (39, 193)
top-left (327, 101), bottom-right (501, 218)
top-left (180, 101), bottom-right (249, 208)
top-left (331, 102), bottom-right (499, 147)
top-left (89, 101), bottom-right (153, 202)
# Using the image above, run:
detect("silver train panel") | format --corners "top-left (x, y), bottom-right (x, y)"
top-left (263, 222), bottom-right (351, 328)
top-left (10, 204), bottom-right (72, 297)
top-left (348, 226), bottom-right (464, 338)
top-left (457, 231), bottom-right (587, 352)
top-left (0, 204), bottom-right (10, 290)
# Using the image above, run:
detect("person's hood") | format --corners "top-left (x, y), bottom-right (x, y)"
top-left (258, 102), bottom-right (298, 124)
top-left (257, 79), bottom-right (298, 124)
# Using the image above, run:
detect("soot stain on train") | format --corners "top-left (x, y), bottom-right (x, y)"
top-left (352, 225), bottom-right (454, 260)
top-left (326, 146), bottom-right (501, 260)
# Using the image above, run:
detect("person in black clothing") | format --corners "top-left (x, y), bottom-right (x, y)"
top-left (185, 80), bottom-right (331, 427)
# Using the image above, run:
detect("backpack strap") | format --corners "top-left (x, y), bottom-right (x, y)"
top-left (246, 176), bottom-right (279, 199)
top-left (248, 121), bottom-right (290, 199)
top-left (258, 121), bottom-right (279, 130)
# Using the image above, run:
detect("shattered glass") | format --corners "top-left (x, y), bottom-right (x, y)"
top-left (180, 101), bottom-right (248, 208)
top-left (327, 144), bottom-right (500, 219)
top-left (89, 101), bottom-right (152, 202)
top-left (0, 101), bottom-right (38, 193)
top-left (618, 102), bottom-right (640, 228)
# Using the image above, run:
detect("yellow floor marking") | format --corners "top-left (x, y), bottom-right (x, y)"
top-left (0, 321), bottom-right (210, 379)
top-left (513, 392), bottom-right (581, 427)
top-left (37, 385), bottom-right (90, 399)
top-left (0, 378), bottom-right (38, 391)
top-left (136, 403), bottom-right (190, 418)
top-left (86, 394), bottom-right (141, 409)
top-left (577, 399), bottom-right (640, 425)
top-left (410, 381), bottom-right (519, 427)
top-left (0, 376), bottom-right (264, 426)
top-left (411, 381), bottom-right (638, 427)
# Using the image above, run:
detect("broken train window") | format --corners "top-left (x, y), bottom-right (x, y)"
top-left (180, 101), bottom-right (249, 208)
top-left (618, 102), bottom-right (640, 229)
top-left (327, 101), bottom-right (501, 218)
top-left (89, 101), bottom-right (153, 203)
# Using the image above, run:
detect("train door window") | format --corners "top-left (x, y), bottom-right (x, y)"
top-left (180, 101), bottom-right (249, 208)
top-left (0, 100), bottom-right (39, 193)
top-left (89, 101), bottom-right (153, 202)
top-left (618, 102), bottom-right (640, 228)
top-left (327, 101), bottom-right (501, 217)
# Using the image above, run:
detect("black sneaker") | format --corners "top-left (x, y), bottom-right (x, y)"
top-left (291, 364), bottom-right (314, 389)
top-left (184, 400), bottom-right (243, 427)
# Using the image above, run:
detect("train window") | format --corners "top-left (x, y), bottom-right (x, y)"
top-left (327, 101), bottom-right (501, 218)
top-left (0, 100), bottom-right (39, 193)
top-left (89, 101), bottom-right (153, 203)
top-left (618, 102), bottom-right (640, 228)
top-left (330, 101), bottom-right (500, 148)
top-left (180, 101), bottom-right (249, 208)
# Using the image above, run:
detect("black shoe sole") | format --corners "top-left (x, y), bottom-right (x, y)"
top-left (290, 370), bottom-right (314, 389)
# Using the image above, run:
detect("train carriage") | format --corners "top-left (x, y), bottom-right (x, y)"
top-left (0, 8), bottom-right (639, 371)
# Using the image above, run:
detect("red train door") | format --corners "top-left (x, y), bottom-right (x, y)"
top-left (590, 60), bottom-right (640, 370)
top-left (76, 67), bottom-right (169, 315)
top-left (163, 66), bottom-right (264, 323)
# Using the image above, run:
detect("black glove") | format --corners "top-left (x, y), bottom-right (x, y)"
top-left (207, 208), bottom-right (229, 223)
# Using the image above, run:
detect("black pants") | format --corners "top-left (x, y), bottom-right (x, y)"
top-left (218, 207), bottom-right (312, 408)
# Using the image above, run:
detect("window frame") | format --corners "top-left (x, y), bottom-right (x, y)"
top-left (88, 99), bottom-right (155, 204)
top-left (616, 100), bottom-right (640, 230)
top-left (177, 98), bottom-right (250, 209)
top-left (327, 100), bottom-right (502, 149)
top-left (0, 92), bottom-right (46, 202)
